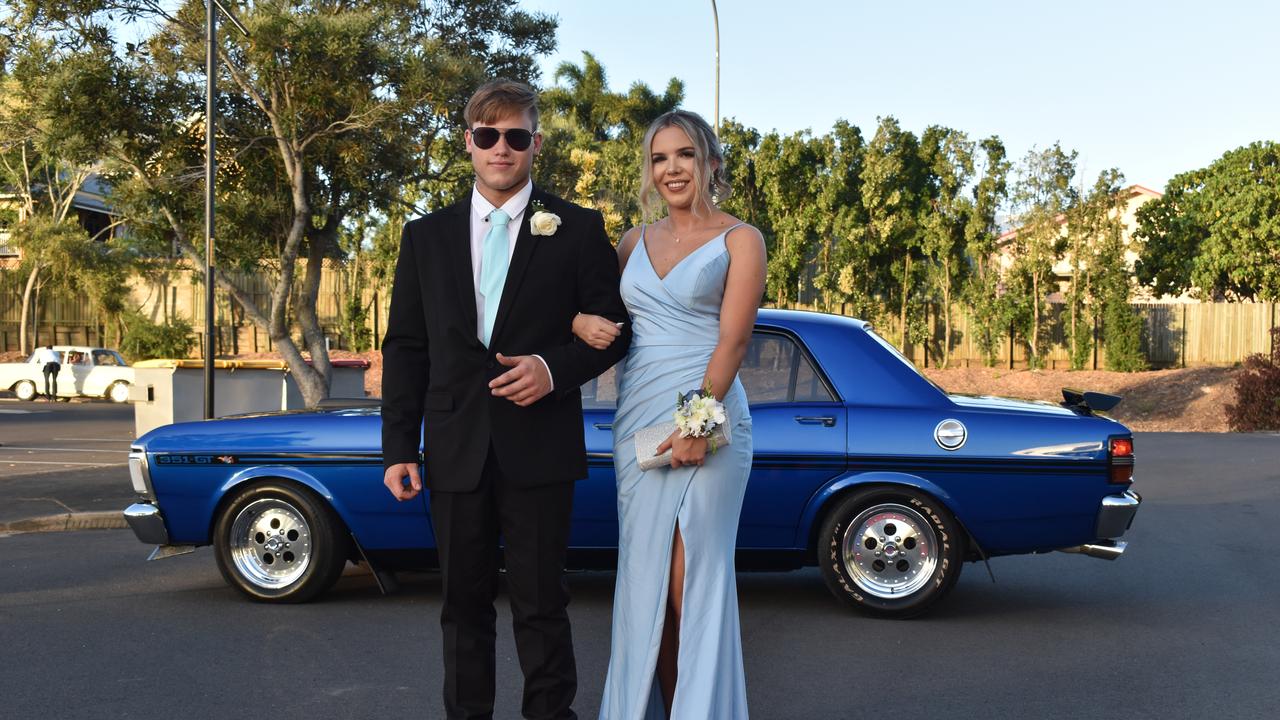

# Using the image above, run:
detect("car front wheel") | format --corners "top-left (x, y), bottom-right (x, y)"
top-left (14, 380), bottom-right (37, 401)
top-left (818, 486), bottom-right (964, 619)
top-left (213, 482), bottom-right (350, 603)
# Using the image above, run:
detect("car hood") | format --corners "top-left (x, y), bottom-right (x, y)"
top-left (948, 393), bottom-right (1082, 418)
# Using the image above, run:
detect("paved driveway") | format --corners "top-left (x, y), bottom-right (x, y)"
top-left (1, 432), bottom-right (1278, 718)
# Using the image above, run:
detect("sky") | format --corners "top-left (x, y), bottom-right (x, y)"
top-left (525, 0), bottom-right (1280, 192)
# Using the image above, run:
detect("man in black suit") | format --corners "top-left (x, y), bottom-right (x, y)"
top-left (381, 79), bottom-right (631, 720)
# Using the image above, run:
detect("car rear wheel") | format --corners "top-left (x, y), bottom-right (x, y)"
top-left (14, 380), bottom-right (37, 402)
top-left (818, 486), bottom-right (964, 618)
top-left (106, 381), bottom-right (130, 404)
top-left (213, 482), bottom-right (350, 603)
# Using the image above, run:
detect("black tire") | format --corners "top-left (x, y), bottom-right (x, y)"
top-left (213, 482), bottom-right (350, 603)
top-left (817, 485), bottom-right (964, 619)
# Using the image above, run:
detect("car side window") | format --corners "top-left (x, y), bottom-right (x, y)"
top-left (739, 332), bottom-right (835, 404)
top-left (93, 350), bottom-right (120, 366)
top-left (577, 331), bottom-right (835, 409)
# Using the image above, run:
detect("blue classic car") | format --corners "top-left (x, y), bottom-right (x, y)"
top-left (123, 309), bottom-right (1140, 617)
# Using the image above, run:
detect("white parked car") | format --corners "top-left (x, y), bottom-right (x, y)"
top-left (0, 346), bottom-right (134, 403)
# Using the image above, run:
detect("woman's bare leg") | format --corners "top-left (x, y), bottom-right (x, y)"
top-left (657, 524), bottom-right (686, 717)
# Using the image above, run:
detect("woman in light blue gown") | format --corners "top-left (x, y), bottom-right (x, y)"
top-left (573, 110), bottom-right (766, 720)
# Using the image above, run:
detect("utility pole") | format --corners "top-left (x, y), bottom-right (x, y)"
top-left (204, 0), bottom-right (249, 419)
top-left (710, 0), bottom-right (720, 135)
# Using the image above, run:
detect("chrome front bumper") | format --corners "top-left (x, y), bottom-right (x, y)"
top-left (123, 502), bottom-right (169, 545)
top-left (1096, 489), bottom-right (1141, 539)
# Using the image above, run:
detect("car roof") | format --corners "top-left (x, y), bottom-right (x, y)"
top-left (756, 308), bottom-right (872, 333)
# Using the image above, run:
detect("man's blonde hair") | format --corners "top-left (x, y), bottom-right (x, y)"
top-left (463, 79), bottom-right (540, 129)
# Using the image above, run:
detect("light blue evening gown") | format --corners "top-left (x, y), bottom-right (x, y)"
top-left (598, 224), bottom-right (753, 720)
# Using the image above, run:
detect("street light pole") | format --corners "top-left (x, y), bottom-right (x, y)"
top-left (204, 0), bottom-right (249, 420)
top-left (710, 0), bottom-right (720, 136)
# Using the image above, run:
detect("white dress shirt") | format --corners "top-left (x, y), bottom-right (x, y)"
top-left (468, 181), bottom-right (553, 390)
top-left (32, 347), bottom-right (60, 365)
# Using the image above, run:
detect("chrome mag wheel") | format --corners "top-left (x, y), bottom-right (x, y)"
top-left (819, 486), bottom-right (964, 618)
top-left (841, 502), bottom-right (939, 600)
top-left (228, 498), bottom-right (314, 590)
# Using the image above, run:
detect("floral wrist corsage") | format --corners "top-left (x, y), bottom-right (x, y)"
top-left (673, 381), bottom-right (728, 452)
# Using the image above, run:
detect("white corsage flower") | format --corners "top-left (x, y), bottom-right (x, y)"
top-left (672, 382), bottom-right (728, 452)
top-left (529, 201), bottom-right (561, 236)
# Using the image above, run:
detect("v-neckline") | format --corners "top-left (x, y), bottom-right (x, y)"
top-left (641, 225), bottom-right (730, 283)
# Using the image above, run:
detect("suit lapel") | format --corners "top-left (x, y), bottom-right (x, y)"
top-left (489, 187), bottom-right (544, 347)
top-left (445, 198), bottom-right (481, 346)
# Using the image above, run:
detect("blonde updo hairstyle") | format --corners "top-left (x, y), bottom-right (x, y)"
top-left (638, 110), bottom-right (731, 221)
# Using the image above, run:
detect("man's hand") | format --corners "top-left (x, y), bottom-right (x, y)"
top-left (384, 462), bottom-right (422, 501)
top-left (490, 353), bottom-right (553, 407)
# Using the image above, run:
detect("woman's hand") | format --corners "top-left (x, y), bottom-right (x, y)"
top-left (656, 431), bottom-right (708, 468)
top-left (572, 313), bottom-right (623, 350)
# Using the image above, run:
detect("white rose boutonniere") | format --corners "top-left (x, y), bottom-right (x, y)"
top-left (529, 200), bottom-right (562, 236)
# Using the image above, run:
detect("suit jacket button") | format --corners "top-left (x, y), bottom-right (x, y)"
top-left (486, 361), bottom-right (496, 369)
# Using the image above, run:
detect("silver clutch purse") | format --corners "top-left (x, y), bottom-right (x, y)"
top-left (634, 421), bottom-right (731, 471)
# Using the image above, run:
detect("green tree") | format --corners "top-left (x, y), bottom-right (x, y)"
top-left (536, 52), bottom-right (682, 239)
top-left (862, 116), bottom-right (926, 349)
top-left (24, 0), bottom-right (557, 405)
top-left (754, 129), bottom-right (830, 306)
top-left (918, 125), bottom-right (975, 367)
top-left (962, 136), bottom-right (1010, 365)
top-left (1006, 143), bottom-right (1077, 368)
top-left (1135, 141), bottom-right (1280, 301)
top-left (1084, 172), bottom-right (1145, 371)
top-left (1063, 169), bottom-right (1133, 370)
top-left (0, 28), bottom-right (132, 352)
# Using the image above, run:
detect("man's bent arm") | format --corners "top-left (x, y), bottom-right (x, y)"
top-left (539, 210), bottom-right (632, 396)
top-left (381, 223), bottom-right (429, 469)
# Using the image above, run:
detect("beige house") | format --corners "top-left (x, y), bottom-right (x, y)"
top-left (994, 184), bottom-right (1196, 303)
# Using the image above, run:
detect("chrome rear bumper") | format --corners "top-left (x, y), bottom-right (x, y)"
top-left (1096, 490), bottom-right (1141, 539)
top-left (123, 502), bottom-right (169, 545)
top-left (1059, 489), bottom-right (1141, 561)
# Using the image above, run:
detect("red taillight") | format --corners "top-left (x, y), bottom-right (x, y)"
top-left (1109, 437), bottom-right (1134, 484)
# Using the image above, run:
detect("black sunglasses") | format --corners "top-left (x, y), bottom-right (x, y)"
top-left (470, 126), bottom-right (535, 151)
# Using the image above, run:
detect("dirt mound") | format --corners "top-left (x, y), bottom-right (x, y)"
top-left (922, 366), bottom-right (1238, 432)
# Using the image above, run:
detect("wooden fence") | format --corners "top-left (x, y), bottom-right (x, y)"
top-left (776, 300), bottom-right (1278, 369)
top-left (3, 265), bottom-right (1276, 368)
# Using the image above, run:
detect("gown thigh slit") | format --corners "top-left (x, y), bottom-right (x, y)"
top-left (599, 224), bottom-right (752, 720)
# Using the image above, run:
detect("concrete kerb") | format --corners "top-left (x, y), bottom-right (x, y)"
top-left (0, 511), bottom-right (128, 536)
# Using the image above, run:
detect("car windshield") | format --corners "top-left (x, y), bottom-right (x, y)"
top-left (864, 327), bottom-right (946, 393)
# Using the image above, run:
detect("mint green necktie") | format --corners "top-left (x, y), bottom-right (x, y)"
top-left (479, 208), bottom-right (510, 346)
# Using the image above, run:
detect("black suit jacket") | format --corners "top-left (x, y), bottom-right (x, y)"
top-left (381, 187), bottom-right (632, 491)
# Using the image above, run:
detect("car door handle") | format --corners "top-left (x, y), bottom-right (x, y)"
top-left (794, 416), bottom-right (836, 427)
top-left (593, 423), bottom-right (613, 430)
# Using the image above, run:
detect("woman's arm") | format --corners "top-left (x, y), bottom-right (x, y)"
top-left (702, 224), bottom-right (767, 399)
top-left (661, 223), bottom-right (766, 468)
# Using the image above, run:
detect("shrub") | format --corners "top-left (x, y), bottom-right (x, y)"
top-left (1226, 327), bottom-right (1280, 431)
top-left (120, 312), bottom-right (197, 362)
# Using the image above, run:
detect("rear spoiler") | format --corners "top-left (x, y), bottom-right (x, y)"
top-left (1060, 388), bottom-right (1122, 416)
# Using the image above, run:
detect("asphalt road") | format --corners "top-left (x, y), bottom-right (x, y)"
top-left (0, 398), bottom-right (135, 523)
top-left (2, 432), bottom-right (1279, 719)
